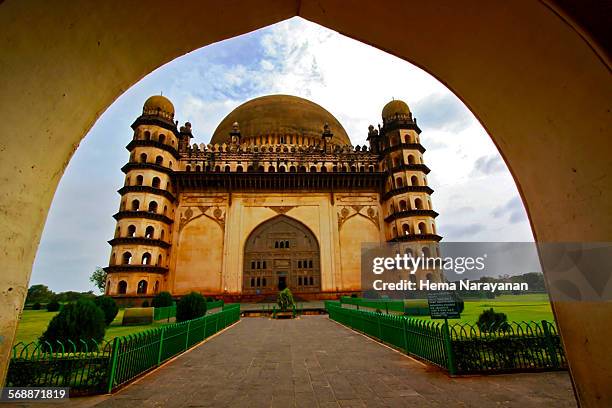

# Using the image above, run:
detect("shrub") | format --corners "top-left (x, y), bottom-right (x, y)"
top-left (142, 300), bottom-right (149, 307)
top-left (277, 288), bottom-right (295, 311)
top-left (93, 296), bottom-right (119, 325)
top-left (176, 292), bottom-right (207, 322)
top-left (46, 300), bottom-right (60, 312)
top-left (40, 299), bottom-right (106, 348)
top-left (152, 291), bottom-right (173, 308)
top-left (350, 293), bottom-right (358, 298)
top-left (32, 302), bottom-right (41, 310)
top-left (477, 308), bottom-right (509, 332)
top-left (206, 296), bottom-right (215, 302)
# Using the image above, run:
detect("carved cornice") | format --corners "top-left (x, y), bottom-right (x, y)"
top-left (389, 163), bottom-right (431, 174)
top-left (122, 162), bottom-right (174, 175)
top-left (381, 143), bottom-right (426, 155)
top-left (131, 116), bottom-right (179, 135)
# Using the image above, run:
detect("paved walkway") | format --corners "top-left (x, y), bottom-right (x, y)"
top-left (32, 316), bottom-right (578, 408)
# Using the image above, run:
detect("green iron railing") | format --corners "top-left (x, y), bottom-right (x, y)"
top-left (339, 297), bottom-right (429, 316)
top-left (326, 301), bottom-right (566, 374)
top-left (108, 303), bottom-right (240, 391)
top-left (6, 304), bottom-right (241, 395)
top-left (6, 339), bottom-right (113, 395)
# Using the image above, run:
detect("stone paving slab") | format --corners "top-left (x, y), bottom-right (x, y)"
top-left (8, 316), bottom-right (576, 408)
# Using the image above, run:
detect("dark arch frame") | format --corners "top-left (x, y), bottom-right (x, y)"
top-left (243, 215), bottom-right (321, 294)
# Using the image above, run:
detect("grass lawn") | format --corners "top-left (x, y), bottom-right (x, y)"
top-left (13, 309), bottom-right (164, 346)
top-left (415, 293), bottom-right (555, 324)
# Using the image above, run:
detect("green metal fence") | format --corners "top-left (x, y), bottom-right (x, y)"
top-left (6, 339), bottom-right (113, 395)
top-left (6, 304), bottom-right (241, 395)
top-left (340, 296), bottom-right (405, 313)
top-left (108, 303), bottom-right (240, 391)
top-left (326, 301), bottom-right (566, 374)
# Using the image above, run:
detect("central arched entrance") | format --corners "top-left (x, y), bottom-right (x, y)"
top-left (243, 215), bottom-right (320, 295)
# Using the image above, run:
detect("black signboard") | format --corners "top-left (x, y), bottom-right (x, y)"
top-left (427, 291), bottom-right (461, 319)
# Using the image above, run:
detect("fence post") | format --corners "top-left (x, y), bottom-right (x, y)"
top-left (377, 313), bottom-right (382, 340)
top-left (185, 320), bottom-right (192, 350)
top-left (203, 315), bottom-right (208, 339)
top-left (402, 317), bottom-right (409, 354)
top-left (106, 337), bottom-right (120, 394)
top-left (157, 327), bottom-right (166, 365)
top-left (442, 319), bottom-right (457, 375)
top-left (542, 320), bottom-right (560, 368)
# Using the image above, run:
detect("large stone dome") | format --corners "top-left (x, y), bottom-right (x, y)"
top-left (210, 95), bottom-right (351, 146)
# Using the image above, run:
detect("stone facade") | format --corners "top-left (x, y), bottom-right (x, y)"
top-left (104, 95), bottom-right (441, 301)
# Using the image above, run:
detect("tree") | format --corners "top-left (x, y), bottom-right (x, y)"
top-left (90, 267), bottom-right (107, 293)
top-left (93, 296), bottom-right (119, 325)
top-left (40, 299), bottom-right (106, 349)
top-left (152, 291), bottom-right (173, 308)
top-left (476, 308), bottom-right (509, 332)
top-left (277, 288), bottom-right (295, 311)
top-left (176, 292), bottom-right (207, 322)
top-left (46, 300), bottom-right (61, 312)
top-left (26, 284), bottom-right (55, 304)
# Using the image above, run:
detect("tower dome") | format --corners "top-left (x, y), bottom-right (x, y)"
top-left (142, 95), bottom-right (175, 120)
top-left (382, 99), bottom-right (411, 121)
top-left (211, 95), bottom-right (351, 146)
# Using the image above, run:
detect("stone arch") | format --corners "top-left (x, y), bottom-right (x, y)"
top-left (1, 3), bottom-right (610, 402)
top-left (243, 215), bottom-right (320, 294)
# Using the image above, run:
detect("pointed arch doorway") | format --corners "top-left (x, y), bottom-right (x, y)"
top-left (243, 215), bottom-right (320, 295)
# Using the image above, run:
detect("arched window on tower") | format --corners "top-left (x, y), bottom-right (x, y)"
top-left (414, 198), bottom-right (423, 210)
top-left (418, 222), bottom-right (427, 234)
top-left (289, 166), bottom-right (296, 172)
top-left (140, 153), bottom-right (147, 163)
top-left (148, 201), bottom-right (158, 213)
top-left (106, 280), bottom-right (111, 294)
top-left (127, 225), bottom-right (136, 237)
top-left (310, 166), bottom-right (317, 172)
top-left (411, 175), bottom-right (419, 186)
top-left (163, 205), bottom-right (167, 215)
top-left (118, 280), bottom-right (127, 294)
top-left (155, 156), bottom-right (163, 166)
top-left (402, 224), bottom-right (410, 235)
top-left (131, 199), bottom-right (140, 211)
top-left (154, 281), bottom-right (160, 293)
top-left (122, 252), bottom-right (132, 264)
top-left (158, 134), bottom-right (166, 144)
top-left (195, 165), bottom-right (201, 172)
top-left (125, 177), bottom-right (130, 186)
top-left (422, 247), bottom-right (431, 258)
top-left (268, 166), bottom-right (275, 172)
top-left (278, 165), bottom-right (286, 173)
top-left (141, 252), bottom-right (151, 265)
top-left (144, 131), bottom-right (151, 141)
top-left (160, 229), bottom-right (165, 240)
top-left (396, 177), bottom-right (404, 188)
top-left (407, 155), bottom-right (416, 164)
top-left (321, 166), bottom-right (328, 172)
top-left (186, 165), bottom-right (191, 172)
top-left (152, 177), bottom-right (161, 188)
top-left (145, 226), bottom-right (154, 239)
top-left (137, 280), bottom-right (148, 294)
top-left (393, 157), bottom-right (399, 167)
top-left (157, 254), bottom-right (162, 266)
top-left (285, 240), bottom-right (290, 248)
top-left (225, 165), bottom-right (231, 172)
top-left (111, 252), bottom-right (116, 264)
top-left (399, 200), bottom-right (407, 211)
top-left (136, 175), bottom-right (143, 186)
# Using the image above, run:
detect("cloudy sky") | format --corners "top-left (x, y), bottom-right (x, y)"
top-left (31, 18), bottom-right (533, 293)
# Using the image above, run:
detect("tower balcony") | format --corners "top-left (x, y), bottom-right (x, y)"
top-left (389, 163), bottom-right (431, 174)
top-left (126, 139), bottom-right (181, 159)
top-left (384, 209), bottom-right (439, 223)
top-left (113, 210), bottom-right (174, 225)
top-left (108, 237), bottom-right (171, 249)
top-left (121, 162), bottom-right (174, 175)
top-left (382, 185), bottom-right (434, 200)
top-left (118, 185), bottom-right (176, 202)
top-left (104, 265), bottom-right (169, 274)
top-left (388, 233), bottom-right (442, 243)
top-left (381, 142), bottom-right (426, 155)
